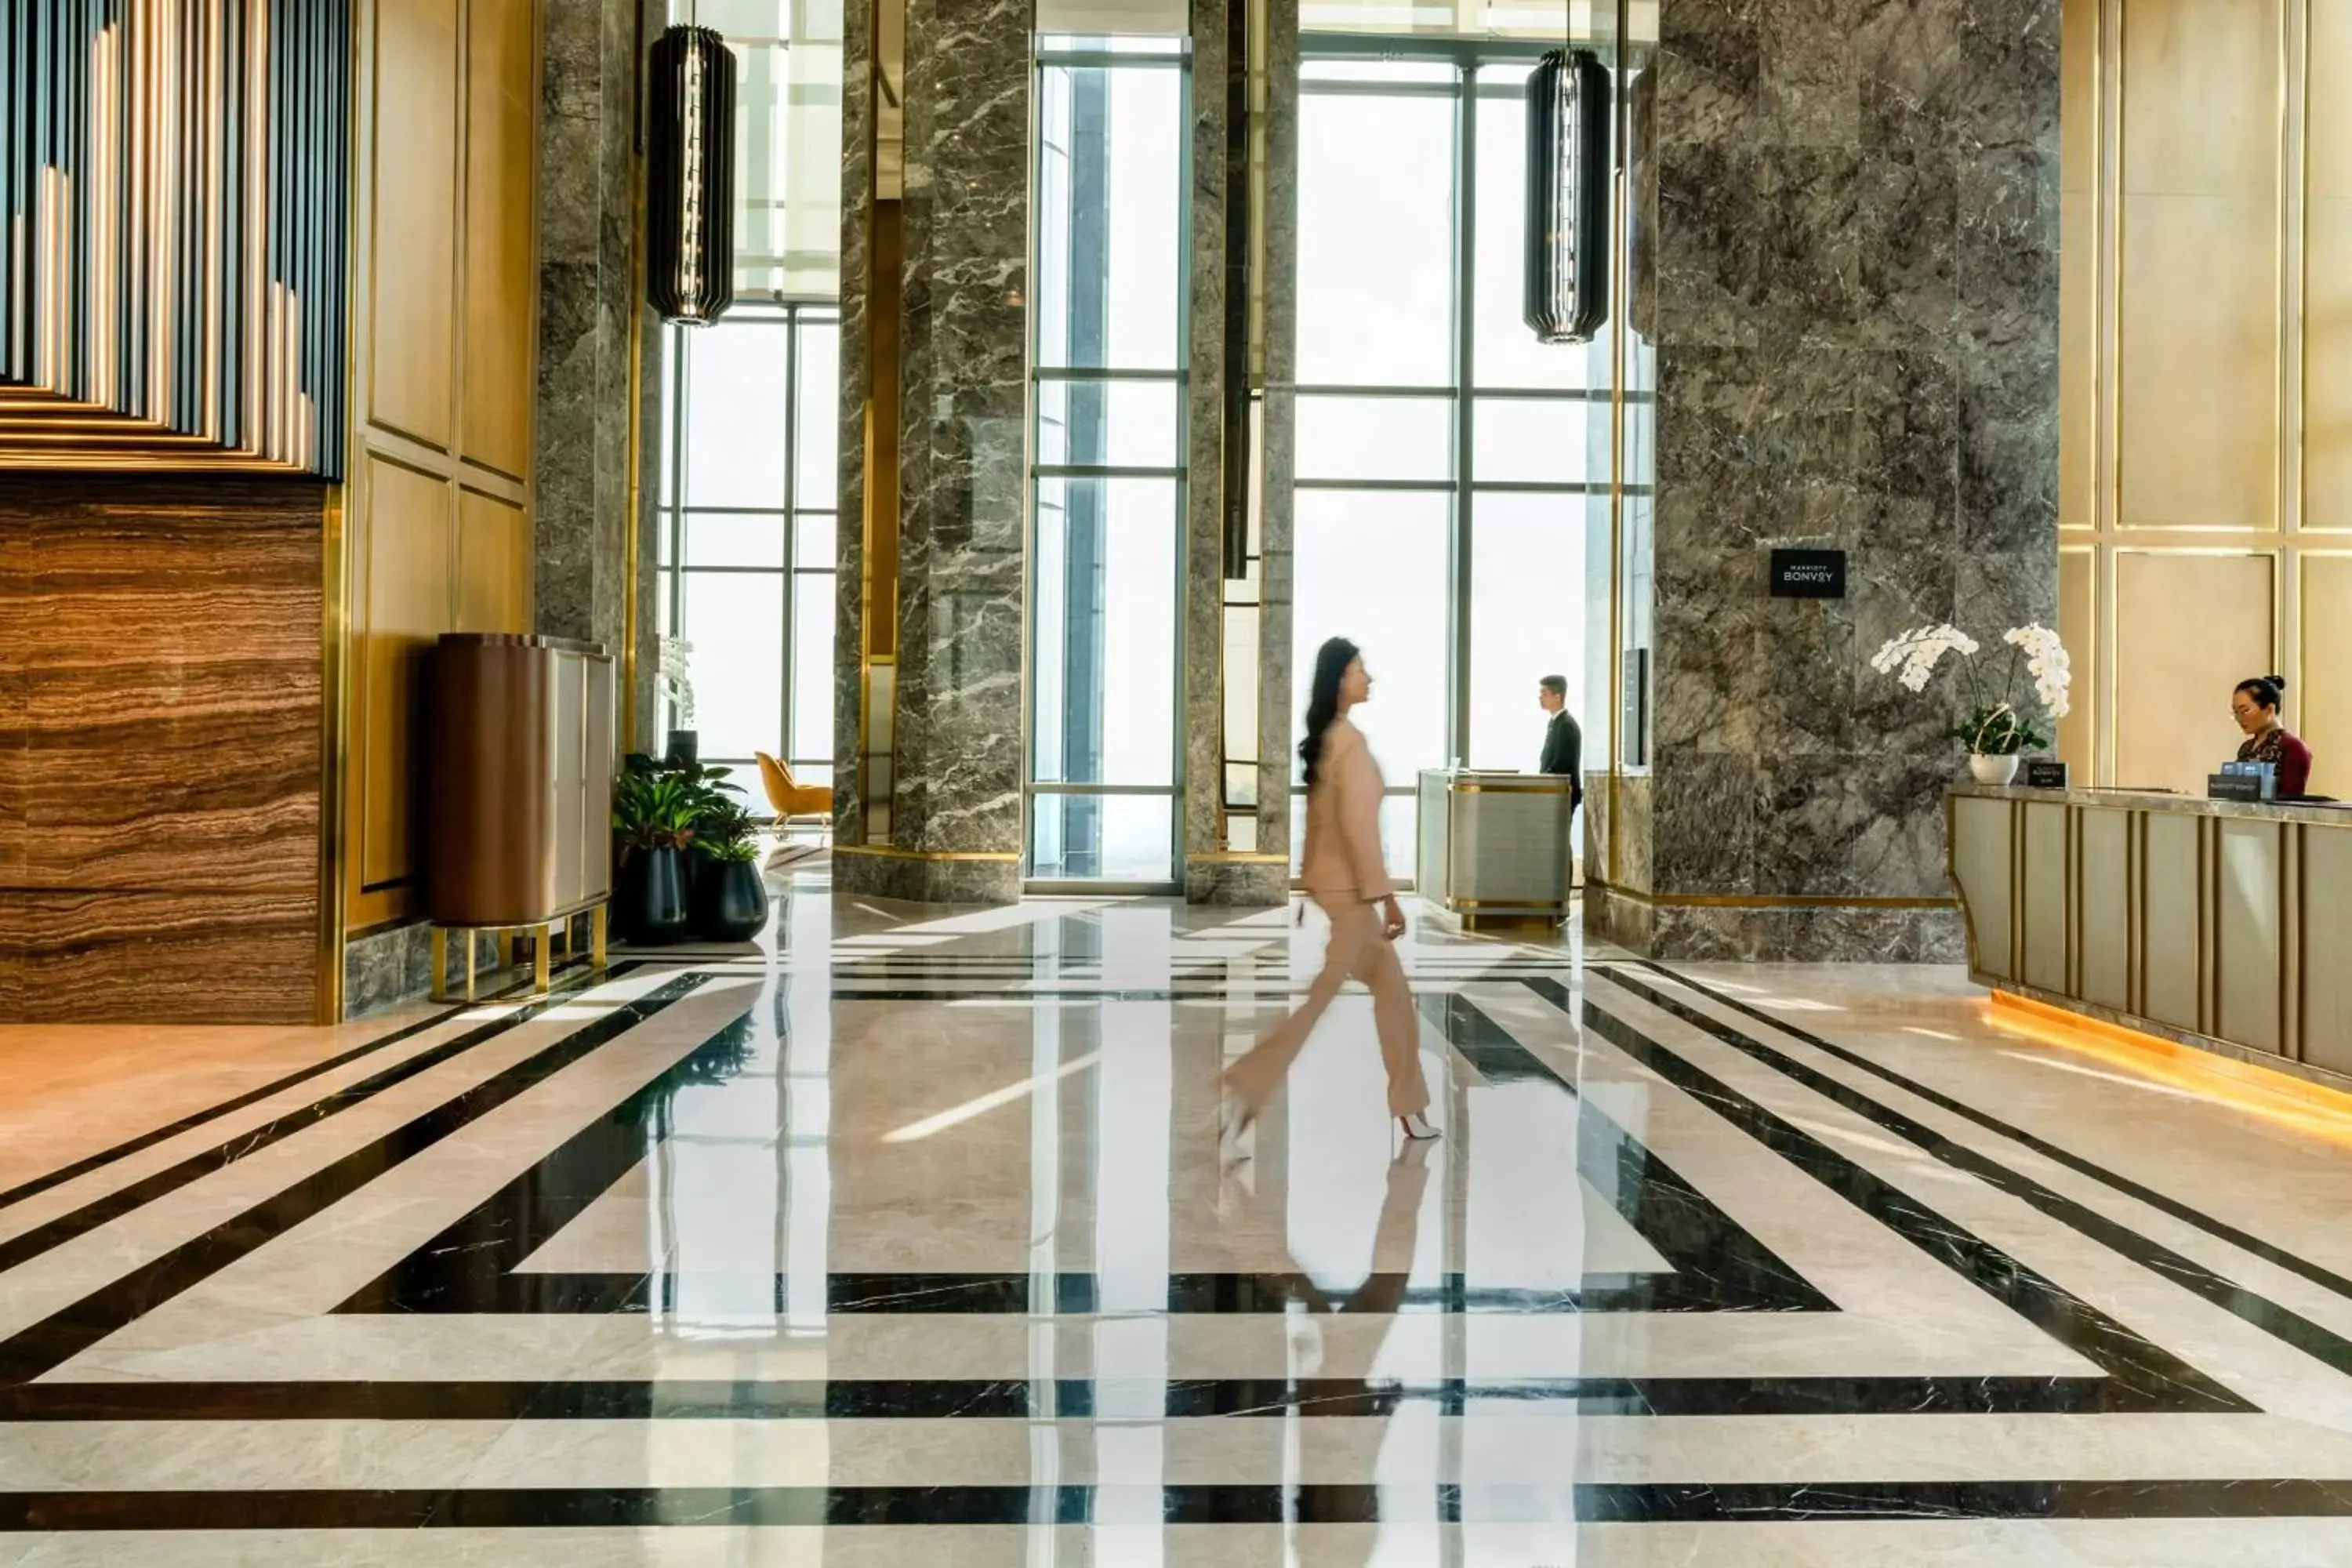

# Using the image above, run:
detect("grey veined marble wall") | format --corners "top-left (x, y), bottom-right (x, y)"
top-left (1604, 0), bottom-right (2060, 960)
top-left (833, 0), bottom-right (1030, 905)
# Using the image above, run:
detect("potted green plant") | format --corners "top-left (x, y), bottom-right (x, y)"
top-left (691, 793), bottom-right (769, 942)
top-left (612, 755), bottom-right (699, 944)
top-left (1870, 623), bottom-right (2071, 786)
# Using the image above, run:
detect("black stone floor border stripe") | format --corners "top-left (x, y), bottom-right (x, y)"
top-left (0, 972), bottom-right (720, 1386)
top-left (1526, 978), bottom-right (2251, 1415)
top-left (0, 961), bottom-right (644, 1282)
top-left (0, 1371), bottom-right (2172, 1421)
top-left (0, 971), bottom-right (590, 1217)
top-left (14, 1478), bottom-right (2352, 1530)
top-left (1419, 992), bottom-right (1831, 1314)
top-left (1627, 959), bottom-right (2352, 1306)
top-left (336, 985), bottom-right (1816, 1316)
top-left (1599, 964), bottom-right (2352, 1404)
top-left (447, 1272), bottom-right (1665, 1316)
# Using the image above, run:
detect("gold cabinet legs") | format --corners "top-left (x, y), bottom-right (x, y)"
top-left (429, 902), bottom-right (612, 1004)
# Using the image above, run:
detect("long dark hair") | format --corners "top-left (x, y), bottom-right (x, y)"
top-left (2236, 674), bottom-right (2288, 715)
top-left (1299, 637), bottom-right (1361, 788)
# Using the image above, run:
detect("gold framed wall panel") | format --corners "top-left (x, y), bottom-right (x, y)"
top-left (339, 0), bottom-right (544, 937)
top-left (368, 0), bottom-right (463, 454)
top-left (2296, 552), bottom-right (2352, 798)
top-left (2063, 0), bottom-right (2352, 798)
top-left (2111, 550), bottom-right (2278, 795)
top-left (2306, 0), bottom-right (2352, 529)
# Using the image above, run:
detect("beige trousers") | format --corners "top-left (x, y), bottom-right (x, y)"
top-left (1222, 895), bottom-right (1430, 1118)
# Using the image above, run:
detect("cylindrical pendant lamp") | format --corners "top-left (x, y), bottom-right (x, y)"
top-left (647, 25), bottom-right (739, 324)
top-left (1523, 48), bottom-right (1611, 345)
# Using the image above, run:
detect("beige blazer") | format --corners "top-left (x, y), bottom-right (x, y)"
top-left (1299, 716), bottom-right (1396, 903)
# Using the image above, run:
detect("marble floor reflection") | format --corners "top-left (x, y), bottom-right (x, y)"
top-left (12, 865), bottom-right (2352, 1562)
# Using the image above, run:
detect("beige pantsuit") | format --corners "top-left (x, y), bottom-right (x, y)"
top-left (1223, 717), bottom-right (1430, 1119)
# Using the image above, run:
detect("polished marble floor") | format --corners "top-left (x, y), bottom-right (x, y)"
top-left (10, 862), bottom-right (2352, 1563)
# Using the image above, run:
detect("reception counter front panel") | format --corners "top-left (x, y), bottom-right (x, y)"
top-left (1949, 785), bottom-right (2352, 1085)
top-left (1417, 771), bottom-right (1577, 927)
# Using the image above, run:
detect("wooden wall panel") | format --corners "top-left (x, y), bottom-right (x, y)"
top-left (463, 0), bottom-right (540, 479)
top-left (357, 459), bottom-right (456, 894)
top-left (368, 0), bottom-right (463, 451)
top-left (0, 477), bottom-right (325, 1023)
top-left (2114, 552), bottom-right (2274, 794)
top-left (343, 0), bottom-right (541, 942)
top-left (457, 492), bottom-right (533, 633)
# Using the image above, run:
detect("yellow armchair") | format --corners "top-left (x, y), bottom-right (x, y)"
top-left (755, 752), bottom-right (834, 820)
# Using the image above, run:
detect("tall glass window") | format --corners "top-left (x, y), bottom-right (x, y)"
top-left (1027, 37), bottom-right (1188, 885)
top-left (654, 303), bottom-right (841, 806)
top-left (652, 2), bottom-right (844, 808)
top-left (1293, 52), bottom-right (1592, 875)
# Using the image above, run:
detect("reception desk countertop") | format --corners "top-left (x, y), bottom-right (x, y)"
top-left (1950, 781), bottom-right (2352, 827)
top-left (1947, 783), bottom-right (2352, 1089)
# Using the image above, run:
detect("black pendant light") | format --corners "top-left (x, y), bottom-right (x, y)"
top-left (1523, 48), bottom-right (1611, 345)
top-left (647, 24), bottom-right (739, 324)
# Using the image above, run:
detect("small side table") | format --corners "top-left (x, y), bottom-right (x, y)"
top-left (430, 902), bottom-right (609, 1004)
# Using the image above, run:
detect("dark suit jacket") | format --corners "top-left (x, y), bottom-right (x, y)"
top-left (1541, 710), bottom-right (1584, 805)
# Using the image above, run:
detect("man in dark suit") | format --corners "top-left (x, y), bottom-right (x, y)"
top-left (1537, 674), bottom-right (1583, 810)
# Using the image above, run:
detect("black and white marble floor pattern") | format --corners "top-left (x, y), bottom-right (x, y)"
top-left (11, 877), bottom-right (2352, 1563)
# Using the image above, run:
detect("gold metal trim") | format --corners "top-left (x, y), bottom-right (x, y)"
top-left (831, 844), bottom-right (1021, 863)
top-left (318, 478), bottom-right (351, 1024)
top-left (1446, 782), bottom-right (1576, 796)
top-left (1586, 884), bottom-right (1957, 912)
top-left (621, 96), bottom-right (647, 750)
top-left (1185, 851), bottom-right (1288, 863)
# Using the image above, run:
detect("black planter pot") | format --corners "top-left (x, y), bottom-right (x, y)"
top-left (693, 856), bottom-right (769, 943)
top-left (620, 846), bottom-right (691, 946)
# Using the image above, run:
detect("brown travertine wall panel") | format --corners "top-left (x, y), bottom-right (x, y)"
top-left (0, 477), bottom-right (325, 1023)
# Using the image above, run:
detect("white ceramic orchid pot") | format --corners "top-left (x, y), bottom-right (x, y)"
top-left (1969, 753), bottom-right (2020, 787)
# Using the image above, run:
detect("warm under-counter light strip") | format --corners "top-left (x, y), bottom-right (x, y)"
top-left (1986, 989), bottom-right (2352, 1149)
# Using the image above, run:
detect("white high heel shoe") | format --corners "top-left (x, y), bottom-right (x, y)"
top-left (1218, 1092), bottom-right (1258, 1163)
top-left (1396, 1111), bottom-right (1441, 1142)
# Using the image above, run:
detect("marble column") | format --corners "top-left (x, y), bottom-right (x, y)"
top-left (1181, 0), bottom-right (1285, 906)
top-left (833, 0), bottom-right (1029, 905)
top-left (535, 0), bottom-right (655, 699)
top-left (831, 0), bottom-right (874, 849)
top-left (1258, 0), bottom-right (1299, 880)
top-left (1592, 0), bottom-right (2060, 960)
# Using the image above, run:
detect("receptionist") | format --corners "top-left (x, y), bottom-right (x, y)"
top-left (2232, 674), bottom-right (2313, 798)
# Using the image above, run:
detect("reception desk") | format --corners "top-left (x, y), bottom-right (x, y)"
top-left (1417, 770), bottom-right (1577, 928)
top-left (1948, 784), bottom-right (2352, 1086)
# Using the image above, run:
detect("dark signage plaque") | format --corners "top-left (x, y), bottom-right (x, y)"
top-left (2208, 772), bottom-right (2269, 803)
top-left (1769, 548), bottom-right (1846, 599)
top-left (2023, 759), bottom-right (2069, 789)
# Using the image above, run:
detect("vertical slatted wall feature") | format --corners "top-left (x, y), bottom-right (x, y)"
top-left (0, 0), bottom-right (350, 476)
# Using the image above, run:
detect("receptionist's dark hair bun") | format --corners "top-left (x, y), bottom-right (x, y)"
top-left (2235, 675), bottom-right (2287, 709)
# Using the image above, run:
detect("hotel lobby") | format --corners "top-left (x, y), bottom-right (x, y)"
top-left (6, 0), bottom-right (2352, 1562)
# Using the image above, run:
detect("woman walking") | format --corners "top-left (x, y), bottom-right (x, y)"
top-left (1220, 637), bottom-right (1439, 1158)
